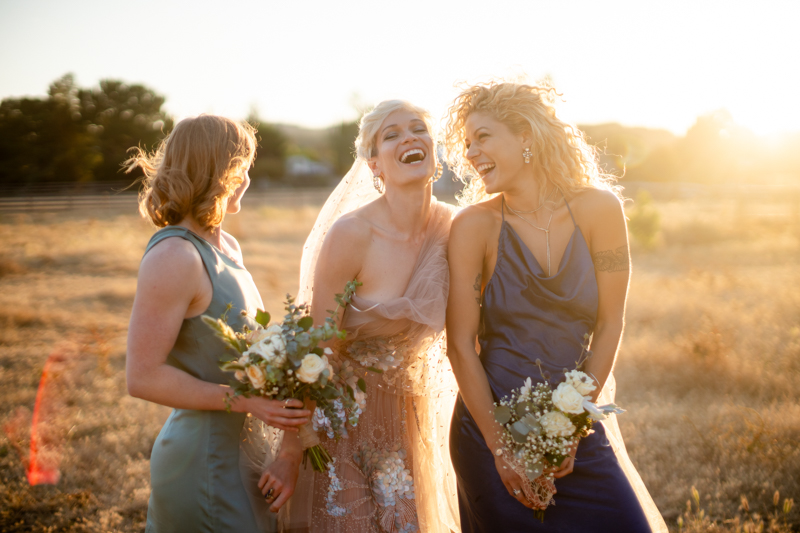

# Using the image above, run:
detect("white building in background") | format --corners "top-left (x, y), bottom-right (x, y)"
top-left (286, 155), bottom-right (332, 177)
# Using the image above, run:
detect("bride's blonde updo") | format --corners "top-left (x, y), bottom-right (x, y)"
top-left (127, 114), bottom-right (257, 230)
top-left (443, 81), bottom-right (619, 205)
top-left (354, 100), bottom-right (437, 161)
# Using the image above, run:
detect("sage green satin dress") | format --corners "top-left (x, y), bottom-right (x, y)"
top-left (143, 226), bottom-right (274, 533)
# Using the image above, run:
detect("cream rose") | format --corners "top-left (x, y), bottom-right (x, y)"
top-left (552, 382), bottom-right (586, 414)
top-left (246, 328), bottom-right (267, 344)
top-left (297, 354), bottom-right (327, 383)
top-left (246, 364), bottom-right (266, 389)
top-left (564, 370), bottom-right (597, 397)
top-left (245, 334), bottom-right (287, 366)
top-left (540, 411), bottom-right (576, 438)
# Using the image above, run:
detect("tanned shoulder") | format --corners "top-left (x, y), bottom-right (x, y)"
top-left (571, 188), bottom-right (629, 273)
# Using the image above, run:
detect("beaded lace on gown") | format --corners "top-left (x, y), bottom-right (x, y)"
top-left (280, 161), bottom-right (460, 533)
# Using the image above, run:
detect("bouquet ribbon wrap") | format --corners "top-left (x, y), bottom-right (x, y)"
top-left (299, 423), bottom-right (320, 450)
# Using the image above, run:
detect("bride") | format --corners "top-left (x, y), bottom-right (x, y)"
top-left (279, 100), bottom-right (460, 532)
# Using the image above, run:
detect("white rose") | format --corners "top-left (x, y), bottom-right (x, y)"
top-left (564, 370), bottom-right (597, 397)
top-left (246, 327), bottom-right (270, 344)
top-left (246, 364), bottom-right (266, 389)
top-left (297, 354), bottom-right (327, 383)
top-left (234, 370), bottom-right (246, 381)
top-left (245, 334), bottom-right (287, 366)
top-left (540, 411), bottom-right (576, 438)
top-left (552, 382), bottom-right (586, 414)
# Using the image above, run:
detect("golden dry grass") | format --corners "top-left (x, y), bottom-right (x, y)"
top-left (0, 189), bottom-right (798, 532)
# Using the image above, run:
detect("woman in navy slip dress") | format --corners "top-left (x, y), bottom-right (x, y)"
top-left (443, 82), bottom-right (667, 533)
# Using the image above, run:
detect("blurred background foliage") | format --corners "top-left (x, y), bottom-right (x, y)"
top-left (2, 74), bottom-right (800, 193)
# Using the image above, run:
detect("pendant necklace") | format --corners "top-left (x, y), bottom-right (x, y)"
top-left (504, 189), bottom-right (561, 276)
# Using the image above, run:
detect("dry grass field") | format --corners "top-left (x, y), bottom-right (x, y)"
top-left (0, 187), bottom-right (798, 532)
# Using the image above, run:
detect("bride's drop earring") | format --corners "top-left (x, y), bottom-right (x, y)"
top-left (523, 148), bottom-right (532, 164)
top-left (373, 175), bottom-right (385, 194)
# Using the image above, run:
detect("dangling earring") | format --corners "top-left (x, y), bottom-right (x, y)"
top-left (523, 148), bottom-right (532, 164)
top-left (373, 175), bottom-right (385, 194)
top-left (431, 162), bottom-right (443, 183)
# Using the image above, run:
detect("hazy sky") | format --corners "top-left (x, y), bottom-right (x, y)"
top-left (1, 0), bottom-right (798, 135)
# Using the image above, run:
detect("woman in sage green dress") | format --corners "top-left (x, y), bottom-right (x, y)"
top-left (126, 115), bottom-right (311, 533)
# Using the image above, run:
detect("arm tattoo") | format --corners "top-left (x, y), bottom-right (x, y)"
top-left (592, 245), bottom-right (629, 272)
top-left (473, 273), bottom-right (482, 305)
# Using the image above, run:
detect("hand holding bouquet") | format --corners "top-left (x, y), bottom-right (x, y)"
top-left (202, 280), bottom-right (365, 471)
top-left (493, 368), bottom-right (624, 518)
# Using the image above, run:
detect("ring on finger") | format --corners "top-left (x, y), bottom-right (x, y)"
top-left (265, 488), bottom-right (275, 500)
top-left (512, 489), bottom-right (521, 495)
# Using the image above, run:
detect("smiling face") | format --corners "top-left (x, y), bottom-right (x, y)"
top-left (465, 111), bottom-right (532, 195)
top-left (369, 109), bottom-right (435, 189)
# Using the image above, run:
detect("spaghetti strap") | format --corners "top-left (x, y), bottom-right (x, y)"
top-left (564, 194), bottom-right (577, 228)
top-left (501, 195), bottom-right (506, 222)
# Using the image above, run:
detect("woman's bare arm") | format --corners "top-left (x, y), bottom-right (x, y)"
top-left (582, 191), bottom-right (631, 399)
top-left (308, 217), bottom-right (369, 328)
top-left (126, 237), bottom-right (309, 430)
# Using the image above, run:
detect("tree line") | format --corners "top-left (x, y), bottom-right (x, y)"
top-left (0, 74), bottom-right (359, 192)
top-left (1, 75), bottom-right (798, 192)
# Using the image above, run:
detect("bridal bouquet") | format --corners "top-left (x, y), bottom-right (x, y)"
top-left (202, 280), bottom-right (366, 472)
top-left (493, 364), bottom-right (624, 518)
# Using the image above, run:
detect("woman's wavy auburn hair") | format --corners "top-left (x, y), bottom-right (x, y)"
top-left (443, 81), bottom-right (620, 206)
top-left (354, 100), bottom-right (437, 162)
top-left (127, 114), bottom-right (257, 230)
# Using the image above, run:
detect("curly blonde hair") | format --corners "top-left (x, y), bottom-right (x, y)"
top-left (354, 100), bottom-right (437, 162)
top-left (126, 115), bottom-right (257, 230)
top-left (443, 81), bottom-right (619, 206)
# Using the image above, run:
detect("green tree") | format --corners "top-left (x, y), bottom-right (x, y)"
top-left (77, 79), bottom-right (173, 182)
top-left (0, 74), bottom-right (101, 187)
top-left (328, 121), bottom-right (359, 176)
top-left (247, 112), bottom-right (288, 181)
top-left (0, 74), bottom-right (172, 190)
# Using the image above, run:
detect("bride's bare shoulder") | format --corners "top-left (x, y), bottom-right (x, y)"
top-left (325, 209), bottom-right (373, 248)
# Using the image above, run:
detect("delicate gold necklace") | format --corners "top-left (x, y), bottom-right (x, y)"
top-left (505, 186), bottom-right (557, 214)
top-left (503, 191), bottom-right (561, 276)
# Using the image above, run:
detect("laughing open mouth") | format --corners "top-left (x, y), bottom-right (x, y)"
top-left (400, 148), bottom-right (426, 164)
top-left (476, 162), bottom-right (496, 176)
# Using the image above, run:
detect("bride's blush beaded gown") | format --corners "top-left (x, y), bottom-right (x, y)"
top-left (284, 201), bottom-right (460, 533)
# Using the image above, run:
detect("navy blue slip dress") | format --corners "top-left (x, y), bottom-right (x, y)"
top-left (450, 197), bottom-right (651, 533)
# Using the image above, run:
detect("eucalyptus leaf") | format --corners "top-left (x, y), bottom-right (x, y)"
top-left (298, 316), bottom-right (314, 331)
top-left (512, 420), bottom-right (531, 436)
top-left (509, 424), bottom-right (528, 443)
top-left (494, 405), bottom-right (512, 425)
top-left (525, 461), bottom-right (544, 481)
top-left (515, 401), bottom-right (535, 418)
top-left (520, 414), bottom-right (542, 435)
top-left (255, 309), bottom-right (270, 326)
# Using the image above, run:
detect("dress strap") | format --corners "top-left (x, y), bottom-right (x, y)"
top-left (144, 226), bottom-right (219, 289)
top-left (563, 194), bottom-right (577, 228)
top-left (501, 195), bottom-right (506, 222)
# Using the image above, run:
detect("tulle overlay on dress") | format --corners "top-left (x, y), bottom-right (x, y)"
top-left (281, 160), bottom-right (460, 532)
